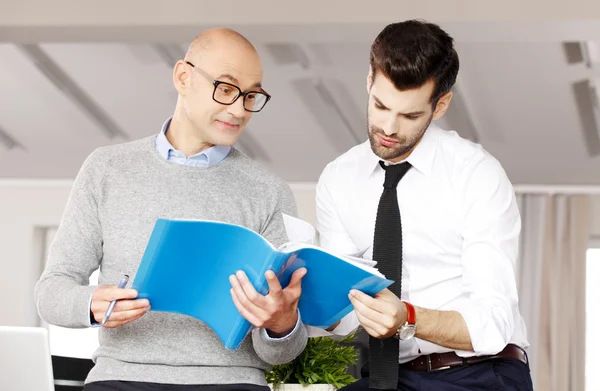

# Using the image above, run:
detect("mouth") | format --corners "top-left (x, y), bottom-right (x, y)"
top-left (215, 120), bottom-right (241, 130)
top-left (376, 133), bottom-right (399, 148)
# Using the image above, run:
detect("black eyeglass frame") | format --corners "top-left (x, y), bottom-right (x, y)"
top-left (185, 61), bottom-right (271, 112)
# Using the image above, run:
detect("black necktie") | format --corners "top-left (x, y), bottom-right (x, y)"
top-left (369, 161), bottom-right (412, 390)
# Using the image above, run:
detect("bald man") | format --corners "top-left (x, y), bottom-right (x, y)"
top-left (35, 28), bottom-right (308, 391)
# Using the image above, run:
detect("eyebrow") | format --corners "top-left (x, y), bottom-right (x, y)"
top-left (373, 95), bottom-right (425, 116)
top-left (216, 73), bottom-right (262, 89)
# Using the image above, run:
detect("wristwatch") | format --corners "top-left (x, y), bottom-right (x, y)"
top-left (395, 301), bottom-right (416, 340)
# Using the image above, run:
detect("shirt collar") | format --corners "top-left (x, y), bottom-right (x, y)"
top-left (155, 117), bottom-right (174, 160)
top-left (155, 117), bottom-right (232, 167)
top-left (360, 122), bottom-right (439, 178)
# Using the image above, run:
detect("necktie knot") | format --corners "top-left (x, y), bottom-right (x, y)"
top-left (380, 161), bottom-right (412, 189)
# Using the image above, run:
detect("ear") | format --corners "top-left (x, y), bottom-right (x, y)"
top-left (173, 60), bottom-right (190, 96)
top-left (432, 91), bottom-right (453, 120)
top-left (367, 66), bottom-right (374, 93)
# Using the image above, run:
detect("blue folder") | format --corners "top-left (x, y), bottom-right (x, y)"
top-left (132, 219), bottom-right (392, 349)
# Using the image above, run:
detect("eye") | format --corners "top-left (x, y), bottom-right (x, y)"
top-left (218, 85), bottom-right (234, 95)
top-left (246, 93), bottom-right (257, 101)
top-left (374, 103), bottom-right (386, 110)
top-left (405, 115), bottom-right (419, 121)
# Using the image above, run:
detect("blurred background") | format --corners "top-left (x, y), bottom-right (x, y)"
top-left (1, 1), bottom-right (600, 390)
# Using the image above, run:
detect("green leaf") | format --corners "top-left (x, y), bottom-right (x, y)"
top-left (265, 333), bottom-right (359, 387)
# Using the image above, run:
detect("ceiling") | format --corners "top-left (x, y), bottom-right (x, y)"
top-left (1, 1), bottom-right (600, 185)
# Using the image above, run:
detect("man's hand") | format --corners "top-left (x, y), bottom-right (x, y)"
top-left (348, 288), bottom-right (406, 339)
top-left (230, 268), bottom-right (307, 337)
top-left (91, 285), bottom-right (150, 328)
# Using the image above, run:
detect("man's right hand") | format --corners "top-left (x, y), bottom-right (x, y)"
top-left (91, 285), bottom-right (150, 328)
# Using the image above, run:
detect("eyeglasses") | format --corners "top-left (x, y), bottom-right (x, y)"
top-left (185, 61), bottom-right (271, 113)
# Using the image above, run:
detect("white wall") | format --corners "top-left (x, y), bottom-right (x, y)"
top-left (289, 183), bottom-right (317, 227)
top-left (590, 196), bottom-right (600, 241)
top-left (0, 181), bottom-right (72, 327)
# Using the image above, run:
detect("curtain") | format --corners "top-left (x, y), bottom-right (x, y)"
top-left (516, 194), bottom-right (590, 391)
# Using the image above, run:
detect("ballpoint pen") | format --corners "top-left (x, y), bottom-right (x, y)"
top-left (101, 274), bottom-right (130, 326)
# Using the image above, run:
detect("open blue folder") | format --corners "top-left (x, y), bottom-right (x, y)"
top-left (132, 218), bottom-right (392, 350)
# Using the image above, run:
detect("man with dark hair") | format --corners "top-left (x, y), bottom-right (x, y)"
top-left (316, 20), bottom-right (532, 390)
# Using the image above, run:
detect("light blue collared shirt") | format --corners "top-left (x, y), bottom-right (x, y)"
top-left (155, 117), bottom-right (231, 167)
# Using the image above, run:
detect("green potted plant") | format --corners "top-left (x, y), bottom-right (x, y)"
top-left (267, 333), bottom-right (359, 390)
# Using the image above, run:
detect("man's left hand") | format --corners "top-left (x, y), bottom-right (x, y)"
top-left (348, 288), bottom-right (407, 339)
top-left (230, 268), bottom-right (307, 337)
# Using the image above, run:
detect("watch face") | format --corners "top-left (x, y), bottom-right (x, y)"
top-left (399, 324), bottom-right (416, 340)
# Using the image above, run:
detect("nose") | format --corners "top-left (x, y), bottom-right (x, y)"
top-left (227, 96), bottom-right (247, 118)
top-left (382, 118), bottom-right (399, 136)
top-left (382, 127), bottom-right (397, 136)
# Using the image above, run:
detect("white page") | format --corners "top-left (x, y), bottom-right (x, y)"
top-left (280, 213), bottom-right (384, 276)
top-left (282, 213), bottom-right (316, 245)
top-left (344, 254), bottom-right (377, 268)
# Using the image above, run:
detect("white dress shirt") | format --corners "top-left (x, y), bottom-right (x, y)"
top-left (315, 123), bottom-right (529, 363)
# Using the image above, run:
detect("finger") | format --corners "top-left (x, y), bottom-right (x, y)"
top-left (361, 323), bottom-right (385, 339)
top-left (350, 294), bottom-right (399, 333)
top-left (230, 288), bottom-right (263, 327)
top-left (93, 311), bottom-right (104, 324)
top-left (102, 306), bottom-right (150, 327)
top-left (102, 310), bottom-right (148, 328)
top-left (229, 275), bottom-right (269, 316)
top-left (349, 289), bottom-right (390, 315)
top-left (91, 300), bottom-right (114, 321)
top-left (281, 268), bottom-right (306, 302)
top-left (354, 309), bottom-right (388, 337)
top-left (103, 306), bottom-right (150, 323)
top-left (232, 271), bottom-right (268, 308)
top-left (265, 270), bottom-right (283, 297)
top-left (287, 268), bottom-right (307, 289)
top-left (92, 298), bottom-right (149, 314)
top-left (349, 293), bottom-right (386, 324)
top-left (112, 298), bottom-right (150, 312)
top-left (94, 287), bottom-right (139, 302)
top-left (91, 298), bottom-right (149, 320)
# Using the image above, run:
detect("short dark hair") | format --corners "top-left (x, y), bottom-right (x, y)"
top-left (370, 20), bottom-right (459, 106)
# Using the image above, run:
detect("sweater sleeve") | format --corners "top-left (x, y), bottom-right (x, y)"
top-left (34, 148), bottom-right (107, 328)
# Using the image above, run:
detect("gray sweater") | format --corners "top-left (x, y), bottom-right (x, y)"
top-left (34, 136), bottom-right (308, 385)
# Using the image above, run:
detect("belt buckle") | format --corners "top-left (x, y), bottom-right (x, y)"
top-left (426, 355), bottom-right (451, 372)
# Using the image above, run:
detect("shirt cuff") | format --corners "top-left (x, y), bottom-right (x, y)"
top-left (88, 294), bottom-right (101, 328)
top-left (261, 310), bottom-right (301, 341)
top-left (451, 298), bottom-right (511, 355)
